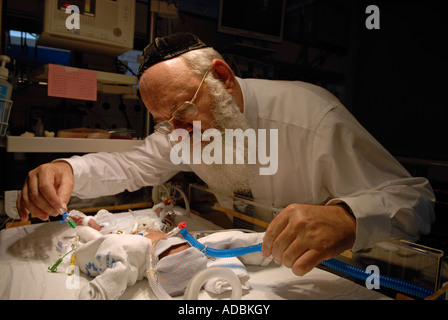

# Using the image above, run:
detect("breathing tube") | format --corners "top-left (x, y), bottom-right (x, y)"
top-left (183, 267), bottom-right (243, 300)
top-left (148, 222), bottom-right (435, 299)
top-left (320, 258), bottom-right (434, 299)
top-left (179, 222), bottom-right (435, 299)
top-left (178, 222), bottom-right (262, 258)
top-left (147, 225), bottom-right (181, 300)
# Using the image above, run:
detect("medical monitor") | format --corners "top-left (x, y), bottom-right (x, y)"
top-left (38, 0), bottom-right (135, 56)
top-left (218, 0), bottom-right (286, 43)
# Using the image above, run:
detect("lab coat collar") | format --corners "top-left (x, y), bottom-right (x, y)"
top-left (236, 77), bottom-right (258, 130)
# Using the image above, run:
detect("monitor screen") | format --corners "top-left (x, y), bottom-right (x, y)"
top-left (218, 0), bottom-right (286, 43)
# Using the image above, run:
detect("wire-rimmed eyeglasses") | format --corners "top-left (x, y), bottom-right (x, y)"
top-left (154, 66), bottom-right (211, 135)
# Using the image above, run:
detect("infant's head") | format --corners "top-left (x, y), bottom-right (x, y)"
top-left (155, 247), bottom-right (208, 296)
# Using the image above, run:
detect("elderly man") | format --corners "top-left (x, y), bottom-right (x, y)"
top-left (17, 33), bottom-right (435, 276)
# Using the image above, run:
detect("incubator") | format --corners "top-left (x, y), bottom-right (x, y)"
top-left (437, 257), bottom-right (448, 300)
top-left (1, 181), bottom-right (446, 300)
top-left (141, 182), bottom-right (446, 300)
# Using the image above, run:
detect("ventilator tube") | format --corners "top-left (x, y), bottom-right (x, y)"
top-left (178, 222), bottom-right (262, 258)
top-left (183, 267), bottom-right (243, 300)
top-left (321, 258), bottom-right (434, 299)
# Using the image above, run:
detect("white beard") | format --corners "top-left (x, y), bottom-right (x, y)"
top-left (190, 78), bottom-right (255, 197)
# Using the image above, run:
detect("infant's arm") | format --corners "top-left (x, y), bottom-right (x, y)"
top-left (71, 215), bottom-right (103, 230)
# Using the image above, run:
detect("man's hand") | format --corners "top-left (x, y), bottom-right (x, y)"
top-left (262, 203), bottom-right (356, 276)
top-left (17, 161), bottom-right (74, 222)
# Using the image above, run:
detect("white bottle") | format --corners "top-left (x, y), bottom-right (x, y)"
top-left (0, 55), bottom-right (13, 136)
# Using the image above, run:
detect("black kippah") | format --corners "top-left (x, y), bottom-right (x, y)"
top-left (137, 32), bottom-right (209, 79)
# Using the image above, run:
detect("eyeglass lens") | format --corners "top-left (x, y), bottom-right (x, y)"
top-left (173, 102), bottom-right (199, 121)
top-left (155, 121), bottom-right (173, 134)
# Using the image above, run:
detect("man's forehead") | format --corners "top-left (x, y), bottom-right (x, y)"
top-left (140, 59), bottom-right (191, 88)
top-left (140, 67), bottom-right (193, 116)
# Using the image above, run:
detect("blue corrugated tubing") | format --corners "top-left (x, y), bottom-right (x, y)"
top-left (180, 226), bottom-right (434, 299)
top-left (320, 258), bottom-right (434, 299)
top-left (179, 227), bottom-right (262, 258)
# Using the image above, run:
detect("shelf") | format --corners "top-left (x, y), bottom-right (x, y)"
top-left (28, 64), bottom-right (138, 86)
top-left (6, 136), bottom-right (144, 153)
top-left (27, 64), bottom-right (139, 98)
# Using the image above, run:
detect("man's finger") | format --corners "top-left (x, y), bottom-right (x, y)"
top-left (280, 237), bottom-right (308, 268)
top-left (291, 249), bottom-right (325, 276)
top-left (270, 224), bottom-right (299, 264)
top-left (262, 210), bottom-right (288, 257)
top-left (17, 191), bottom-right (29, 222)
top-left (27, 171), bottom-right (58, 217)
top-left (56, 181), bottom-right (73, 211)
top-left (21, 194), bottom-right (50, 221)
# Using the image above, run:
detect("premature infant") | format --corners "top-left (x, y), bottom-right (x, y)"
top-left (69, 208), bottom-right (207, 300)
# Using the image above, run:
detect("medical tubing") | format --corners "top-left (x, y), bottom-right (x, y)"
top-left (48, 247), bottom-right (76, 272)
top-left (59, 209), bottom-right (76, 228)
top-left (147, 248), bottom-right (173, 300)
top-left (183, 267), bottom-right (243, 300)
top-left (320, 258), bottom-right (434, 299)
top-left (171, 185), bottom-right (191, 216)
top-left (178, 224), bottom-right (262, 258)
top-left (147, 227), bottom-right (183, 300)
top-left (179, 223), bottom-right (434, 298)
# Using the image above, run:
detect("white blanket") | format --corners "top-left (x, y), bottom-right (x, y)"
top-left (75, 233), bottom-right (152, 300)
top-left (199, 231), bottom-right (272, 294)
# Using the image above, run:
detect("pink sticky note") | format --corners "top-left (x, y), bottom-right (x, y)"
top-left (48, 64), bottom-right (97, 101)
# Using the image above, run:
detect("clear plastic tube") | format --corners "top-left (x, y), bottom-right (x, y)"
top-left (183, 266), bottom-right (243, 300)
top-left (147, 247), bottom-right (173, 300)
top-left (146, 226), bottom-right (183, 300)
top-left (171, 185), bottom-right (191, 216)
top-left (178, 223), bottom-right (262, 258)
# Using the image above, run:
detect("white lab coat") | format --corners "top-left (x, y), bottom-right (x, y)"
top-left (64, 78), bottom-right (435, 251)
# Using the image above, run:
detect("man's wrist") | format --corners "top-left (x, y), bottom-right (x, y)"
top-left (334, 202), bottom-right (355, 220)
top-left (332, 202), bottom-right (357, 249)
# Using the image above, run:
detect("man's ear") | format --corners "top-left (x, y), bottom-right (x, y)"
top-left (211, 59), bottom-right (236, 94)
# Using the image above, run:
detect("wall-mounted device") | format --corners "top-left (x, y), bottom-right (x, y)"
top-left (38, 0), bottom-right (135, 56)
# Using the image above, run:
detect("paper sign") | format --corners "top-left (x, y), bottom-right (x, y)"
top-left (47, 64), bottom-right (97, 101)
